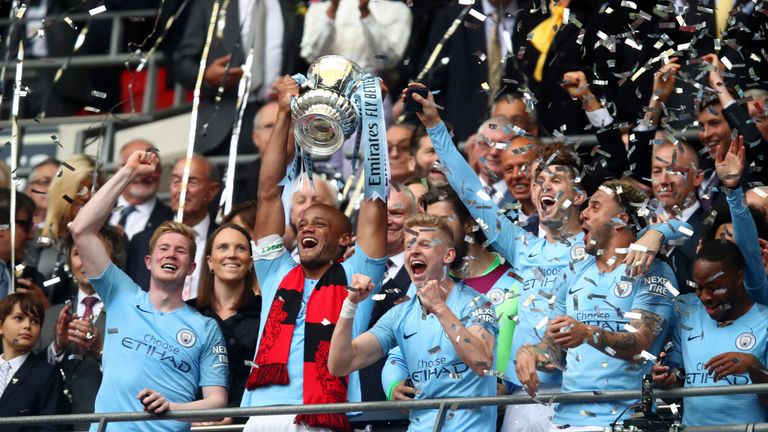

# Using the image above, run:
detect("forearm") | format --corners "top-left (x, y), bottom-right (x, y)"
top-left (168, 389), bottom-right (227, 411)
top-left (328, 316), bottom-right (357, 377)
top-left (71, 166), bottom-right (135, 236)
top-left (382, 348), bottom-right (409, 400)
top-left (427, 122), bottom-right (521, 258)
top-left (255, 110), bottom-right (291, 237)
top-left (433, 306), bottom-right (493, 375)
top-left (727, 186), bottom-right (768, 302)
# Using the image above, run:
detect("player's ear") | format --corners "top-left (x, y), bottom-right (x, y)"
top-left (144, 255), bottom-right (151, 271)
top-left (573, 188), bottom-right (587, 206)
top-left (338, 232), bottom-right (354, 248)
top-left (443, 247), bottom-right (456, 266)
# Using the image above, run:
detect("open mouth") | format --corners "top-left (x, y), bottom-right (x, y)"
top-left (160, 263), bottom-right (177, 272)
top-left (301, 237), bottom-right (319, 250)
top-left (540, 196), bottom-right (556, 214)
top-left (223, 262), bottom-right (241, 269)
top-left (409, 259), bottom-right (427, 276)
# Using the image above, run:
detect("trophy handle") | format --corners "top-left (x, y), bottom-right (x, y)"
top-left (290, 96), bottom-right (298, 112)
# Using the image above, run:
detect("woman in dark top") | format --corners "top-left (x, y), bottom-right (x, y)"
top-left (188, 223), bottom-right (260, 424)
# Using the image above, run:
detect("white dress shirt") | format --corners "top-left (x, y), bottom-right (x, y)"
top-left (300, 0), bottom-right (412, 71)
top-left (384, 251), bottom-right (405, 284)
top-left (0, 352), bottom-right (30, 396)
top-left (239, 0), bottom-right (285, 100)
top-left (184, 214), bottom-right (211, 300)
top-left (108, 196), bottom-right (158, 241)
top-left (482, 0), bottom-right (519, 58)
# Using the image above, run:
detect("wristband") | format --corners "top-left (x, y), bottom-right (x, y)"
top-left (386, 379), bottom-right (400, 401)
top-left (339, 298), bottom-right (359, 320)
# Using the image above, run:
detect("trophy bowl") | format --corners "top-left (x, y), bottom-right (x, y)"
top-left (291, 56), bottom-right (364, 157)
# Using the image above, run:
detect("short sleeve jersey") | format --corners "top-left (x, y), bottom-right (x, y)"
top-left (550, 257), bottom-right (676, 427)
top-left (88, 264), bottom-right (228, 432)
top-left (667, 294), bottom-right (768, 426)
top-left (369, 282), bottom-right (499, 432)
top-left (240, 236), bottom-right (386, 407)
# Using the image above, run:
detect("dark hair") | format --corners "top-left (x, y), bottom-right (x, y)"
top-left (0, 293), bottom-right (45, 326)
top-left (409, 122), bottom-right (456, 156)
top-left (62, 225), bottom-right (127, 270)
top-left (222, 201), bottom-right (257, 229)
top-left (699, 88), bottom-right (740, 114)
top-left (599, 179), bottom-right (650, 233)
top-left (534, 143), bottom-right (583, 186)
top-left (701, 201), bottom-right (768, 243)
top-left (696, 239), bottom-right (745, 272)
top-left (0, 188), bottom-right (36, 232)
top-left (196, 223), bottom-right (259, 311)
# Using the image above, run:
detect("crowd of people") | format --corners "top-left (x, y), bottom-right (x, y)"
top-left (0, 0), bottom-right (768, 431)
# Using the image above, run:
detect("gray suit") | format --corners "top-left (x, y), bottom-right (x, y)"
top-left (37, 301), bottom-right (106, 430)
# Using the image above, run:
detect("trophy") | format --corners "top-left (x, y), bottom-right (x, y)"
top-left (291, 56), bottom-right (364, 157)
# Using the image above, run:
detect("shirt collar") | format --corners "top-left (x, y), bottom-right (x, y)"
top-left (77, 288), bottom-right (102, 305)
top-left (680, 200), bottom-right (701, 223)
top-left (193, 214), bottom-right (211, 241)
top-left (117, 195), bottom-right (157, 215)
top-left (481, 0), bottom-right (519, 17)
top-left (1, 351), bottom-right (30, 371)
top-left (388, 251), bottom-right (405, 271)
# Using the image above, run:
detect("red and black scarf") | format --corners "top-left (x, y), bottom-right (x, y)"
top-left (246, 264), bottom-right (351, 432)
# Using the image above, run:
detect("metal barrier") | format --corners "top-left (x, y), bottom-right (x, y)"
top-left (2, 383), bottom-right (768, 432)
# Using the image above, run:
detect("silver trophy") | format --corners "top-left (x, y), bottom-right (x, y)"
top-left (291, 56), bottom-right (364, 156)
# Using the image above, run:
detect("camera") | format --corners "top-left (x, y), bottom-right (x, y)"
top-left (612, 375), bottom-right (681, 432)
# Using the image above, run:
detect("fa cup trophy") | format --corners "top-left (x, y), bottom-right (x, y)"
top-left (291, 55), bottom-right (364, 156)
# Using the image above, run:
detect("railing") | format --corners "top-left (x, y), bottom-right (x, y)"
top-left (2, 384), bottom-right (768, 432)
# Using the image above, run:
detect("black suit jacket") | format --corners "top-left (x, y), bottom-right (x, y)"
top-left (0, 353), bottom-right (66, 431)
top-left (359, 264), bottom-right (412, 402)
top-left (127, 218), bottom-right (217, 291)
top-left (125, 200), bottom-right (175, 291)
top-left (174, 0), bottom-right (305, 154)
top-left (420, 3), bottom-right (527, 141)
top-left (669, 206), bottom-right (706, 293)
top-left (36, 301), bottom-right (106, 427)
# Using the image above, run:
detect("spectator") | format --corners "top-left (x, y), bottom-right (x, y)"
top-left (24, 158), bottom-right (60, 231)
top-left (252, 102), bottom-right (280, 156)
top-left (239, 76), bottom-right (386, 431)
top-left (746, 88), bottom-right (768, 140)
top-left (70, 150), bottom-right (229, 431)
top-left (652, 240), bottom-right (768, 426)
top-left (231, 102), bottom-right (281, 206)
top-left (651, 141), bottom-right (705, 290)
top-left (188, 224), bottom-right (261, 424)
top-left (465, 116), bottom-right (517, 204)
top-left (300, 0), bottom-right (412, 72)
top-left (31, 154), bottom-right (103, 306)
top-left (37, 226), bottom-right (126, 430)
top-left (126, 155), bottom-right (220, 297)
top-left (492, 92), bottom-right (539, 137)
top-left (388, 122), bottom-right (417, 185)
top-left (499, 136), bottom-right (538, 232)
top-left (175, 0), bottom-right (304, 155)
top-left (0, 293), bottom-right (66, 431)
top-left (108, 140), bottom-right (172, 242)
top-left (411, 126), bottom-right (449, 187)
top-left (221, 201), bottom-right (258, 239)
top-left (516, 180), bottom-right (678, 428)
top-left (0, 190), bottom-right (42, 303)
top-left (328, 213), bottom-right (499, 431)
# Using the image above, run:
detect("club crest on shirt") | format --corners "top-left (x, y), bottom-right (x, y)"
top-left (176, 329), bottom-right (197, 348)
top-left (487, 288), bottom-right (505, 305)
top-left (614, 280), bottom-right (633, 298)
top-left (736, 332), bottom-right (756, 351)
top-left (571, 245), bottom-right (586, 261)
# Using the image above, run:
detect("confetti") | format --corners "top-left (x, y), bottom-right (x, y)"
top-left (64, 16), bottom-right (77, 30)
top-left (428, 345), bottom-right (442, 355)
top-left (624, 312), bottom-right (642, 320)
top-left (321, 318), bottom-right (331, 326)
top-left (107, 328), bottom-right (119, 334)
top-left (706, 271), bottom-right (725, 282)
top-left (623, 324), bottom-right (639, 333)
top-left (89, 5), bottom-right (107, 15)
top-left (468, 9), bottom-right (486, 21)
top-left (43, 277), bottom-right (61, 287)
top-left (15, 4), bottom-right (27, 19)
top-left (371, 294), bottom-right (386, 301)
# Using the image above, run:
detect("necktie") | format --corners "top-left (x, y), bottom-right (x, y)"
top-left (383, 259), bottom-right (395, 283)
top-left (245, 0), bottom-right (266, 92)
top-left (81, 296), bottom-right (100, 322)
top-left (118, 205), bottom-right (136, 228)
top-left (487, 11), bottom-right (503, 98)
top-left (0, 361), bottom-right (13, 396)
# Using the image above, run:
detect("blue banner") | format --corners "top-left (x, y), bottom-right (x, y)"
top-left (357, 75), bottom-right (389, 201)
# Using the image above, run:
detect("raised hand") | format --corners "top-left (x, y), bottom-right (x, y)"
top-left (624, 229), bottom-right (662, 278)
top-left (125, 150), bottom-right (159, 177)
top-left (715, 134), bottom-right (746, 188)
top-left (416, 280), bottom-right (449, 314)
top-left (401, 83), bottom-right (441, 128)
top-left (701, 54), bottom-right (725, 88)
top-left (560, 71), bottom-right (601, 111)
top-left (652, 58), bottom-right (681, 104)
top-left (53, 305), bottom-right (73, 354)
top-left (273, 75), bottom-right (300, 113)
top-left (347, 273), bottom-right (374, 304)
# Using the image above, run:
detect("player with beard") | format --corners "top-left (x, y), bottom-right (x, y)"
top-left (328, 214), bottom-right (499, 431)
top-left (405, 83), bottom-right (690, 432)
top-left (515, 180), bottom-right (679, 429)
top-left (239, 76), bottom-right (387, 432)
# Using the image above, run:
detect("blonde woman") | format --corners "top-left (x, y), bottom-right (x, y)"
top-left (30, 154), bottom-right (103, 305)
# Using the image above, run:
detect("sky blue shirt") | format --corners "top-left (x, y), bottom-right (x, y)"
top-left (667, 294), bottom-right (768, 426)
top-left (241, 238), bottom-right (386, 407)
top-left (89, 263), bottom-right (228, 432)
top-left (370, 282), bottom-right (499, 432)
top-left (550, 258), bottom-right (676, 427)
top-left (727, 186), bottom-right (768, 304)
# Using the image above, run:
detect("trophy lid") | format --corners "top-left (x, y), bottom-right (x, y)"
top-left (306, 55), bottom-right (364, 97)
